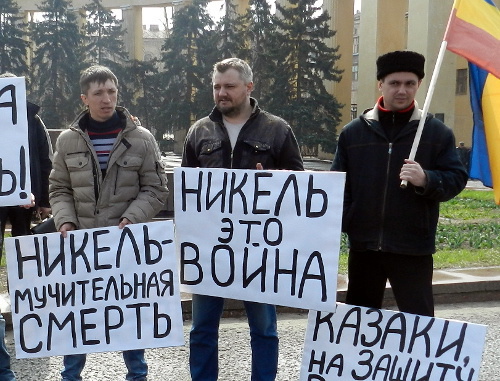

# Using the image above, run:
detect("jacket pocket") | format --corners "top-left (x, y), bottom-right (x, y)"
top-left (243, 139), bottom-right (271, 152)
top-left (116, 155), bottom-right (143, 170)
top-left (65, 154), bottom-right (90, 170)
top-left (114, 155), bottom-right (142, 194)
top-left (64, 153), bottom-right (94, 193)
top-left (200, 140), bottom-right (222, 155)
top-left (241, 139), bottom-right (272, 168)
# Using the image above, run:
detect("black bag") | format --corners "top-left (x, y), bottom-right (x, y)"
top-left (31, 217), bottom-right (57, 234)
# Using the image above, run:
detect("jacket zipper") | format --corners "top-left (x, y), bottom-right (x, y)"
top-left (90, 153), bottom-right (100, 213)
top-left (378, 142), bottom-right (393, 250)
top-left (77, 129), bottom-right (101, 210)
top-left (82, 135), bottom-right (101, 214)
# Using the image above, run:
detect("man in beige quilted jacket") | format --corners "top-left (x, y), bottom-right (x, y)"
top-left (49, 65), bottom-right (168, 381)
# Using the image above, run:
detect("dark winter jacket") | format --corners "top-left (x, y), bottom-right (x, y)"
top-left (182, 98), bottom-right (304, 171)
top-left (331, 101), bottom-right (468, 255)
top-left (27, 101), bottom-right (52, 208)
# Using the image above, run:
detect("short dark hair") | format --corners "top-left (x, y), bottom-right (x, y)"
top-left (80, 65), bottom-right (118, 95)
top-left (213, 58), bottom-right (253, 84)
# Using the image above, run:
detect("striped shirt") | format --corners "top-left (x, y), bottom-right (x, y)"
top-left (86, 112), bottom-right (122, 175)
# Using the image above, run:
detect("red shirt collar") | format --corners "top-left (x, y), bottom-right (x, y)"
top-left (377, 96), bottom-right (415, 113)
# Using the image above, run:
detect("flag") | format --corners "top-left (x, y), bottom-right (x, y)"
top-left (444, 0), bottom-right (500, 79)
top-left (444, 0), bottom-right (500, 204)
top-left (468, 63), bottom-right (500, 204)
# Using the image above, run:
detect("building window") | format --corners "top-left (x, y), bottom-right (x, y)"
top-left (456, 68), bottom-right (468, 95)
top-left (352, 65), bottom-right (358, 81)
top-left (435, 113), bottom-right (445, 122)
top-left (351, 104), bottom-right (358, 120)
top-left (353, 36), bottom-right (359, 54)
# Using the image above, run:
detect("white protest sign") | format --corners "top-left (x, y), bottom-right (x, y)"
top-left (174, 167), bottom-right (345, 313)
top-left (0, 77), bottom-right (31, 206)
top-left (301, 304), bottom-right (487, 381)
top-left (5, 220), bottom-right (184, 359)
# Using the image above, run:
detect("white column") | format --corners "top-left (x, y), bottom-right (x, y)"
top-left (407, 0), bottom-right (456, 128)
top-left (121, 5), bottom-right (144, 60)
top-left (318, 0), bottom-right (354, 159)
top-left (357, 0), bottom-right (408, 114)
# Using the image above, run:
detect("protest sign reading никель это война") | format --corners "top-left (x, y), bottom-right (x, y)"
top-left (174, 167), bottom-right (345, 313)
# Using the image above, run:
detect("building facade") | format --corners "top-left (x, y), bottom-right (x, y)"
top-left (18, 0), bottom-right (473, 149)
top-left (355, 0), bottom-right (473, 146)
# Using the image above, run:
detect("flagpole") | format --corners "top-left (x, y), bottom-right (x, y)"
top-left (401, 40), bottom-right (449, 188)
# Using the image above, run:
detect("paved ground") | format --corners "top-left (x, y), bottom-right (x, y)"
top-left (4, 300), bottom-right (500, 380)
top-left (2, 265), bottom-right (500, 380)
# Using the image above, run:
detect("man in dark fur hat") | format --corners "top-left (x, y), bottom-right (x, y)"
top-left (331, 50), bottom-right (468, 317)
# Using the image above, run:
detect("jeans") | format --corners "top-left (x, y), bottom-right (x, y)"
top-left (189, 294), bottom-right (279, 381)
top-left (61, 350), bottom-right (147, 381)
top-left (0, 314), bottom-right (16, 381)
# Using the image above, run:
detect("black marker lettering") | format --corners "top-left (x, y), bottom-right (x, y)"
top-left (154, 302), bottom-right (172, 338)
top-left (274, 173), bottom-right (301, 216)
top-left (299, 251), bottom-right (327, 301)
top-left (0, 84), bottom-right (17, 124)
top-left (180, 242), bottom-right (203, 285)
top-left (211, 245), bottom-right (235, 287)
top-left (181, 170), bottom-right (203, 211)
top-left (19, 314), bottom-right (42, 353)
top-left (306, 174), bottom-right (328, 218)
top-left (104, 305), bottom-right (124, 344)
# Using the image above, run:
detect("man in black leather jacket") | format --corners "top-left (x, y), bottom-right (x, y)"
top-left (182, 57), bottom-right (303, 381)
top-left (331, 51), bottom-right (468, 317)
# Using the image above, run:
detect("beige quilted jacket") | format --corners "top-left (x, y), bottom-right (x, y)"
top-left (49, 107), bottom-right (168, 230)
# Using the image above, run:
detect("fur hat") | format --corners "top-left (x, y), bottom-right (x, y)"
top-left (376, 50), bottom-right (425, 80)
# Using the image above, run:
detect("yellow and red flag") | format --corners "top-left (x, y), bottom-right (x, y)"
top-left (445, 0), bottom-right (500, 78)
top-left (445, 0), bottom-right (500, 203)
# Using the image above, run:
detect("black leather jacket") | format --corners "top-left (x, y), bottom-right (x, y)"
top-left (331, 103), bottom-right (468, 255)
top-left (182, 98), bottom-right (304, 171)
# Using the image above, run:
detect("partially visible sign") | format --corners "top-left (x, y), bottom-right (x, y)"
top-left (301, 304), bottom-right (488, 381)
top-left (0, 77), bottom-right (31, 206)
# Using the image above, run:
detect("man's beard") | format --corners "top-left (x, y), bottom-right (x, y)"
top-left (217, 102), bottom-right (241, 118)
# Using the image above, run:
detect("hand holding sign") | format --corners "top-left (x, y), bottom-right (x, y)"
top-left (20, 193), bottom-right (35, 208)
